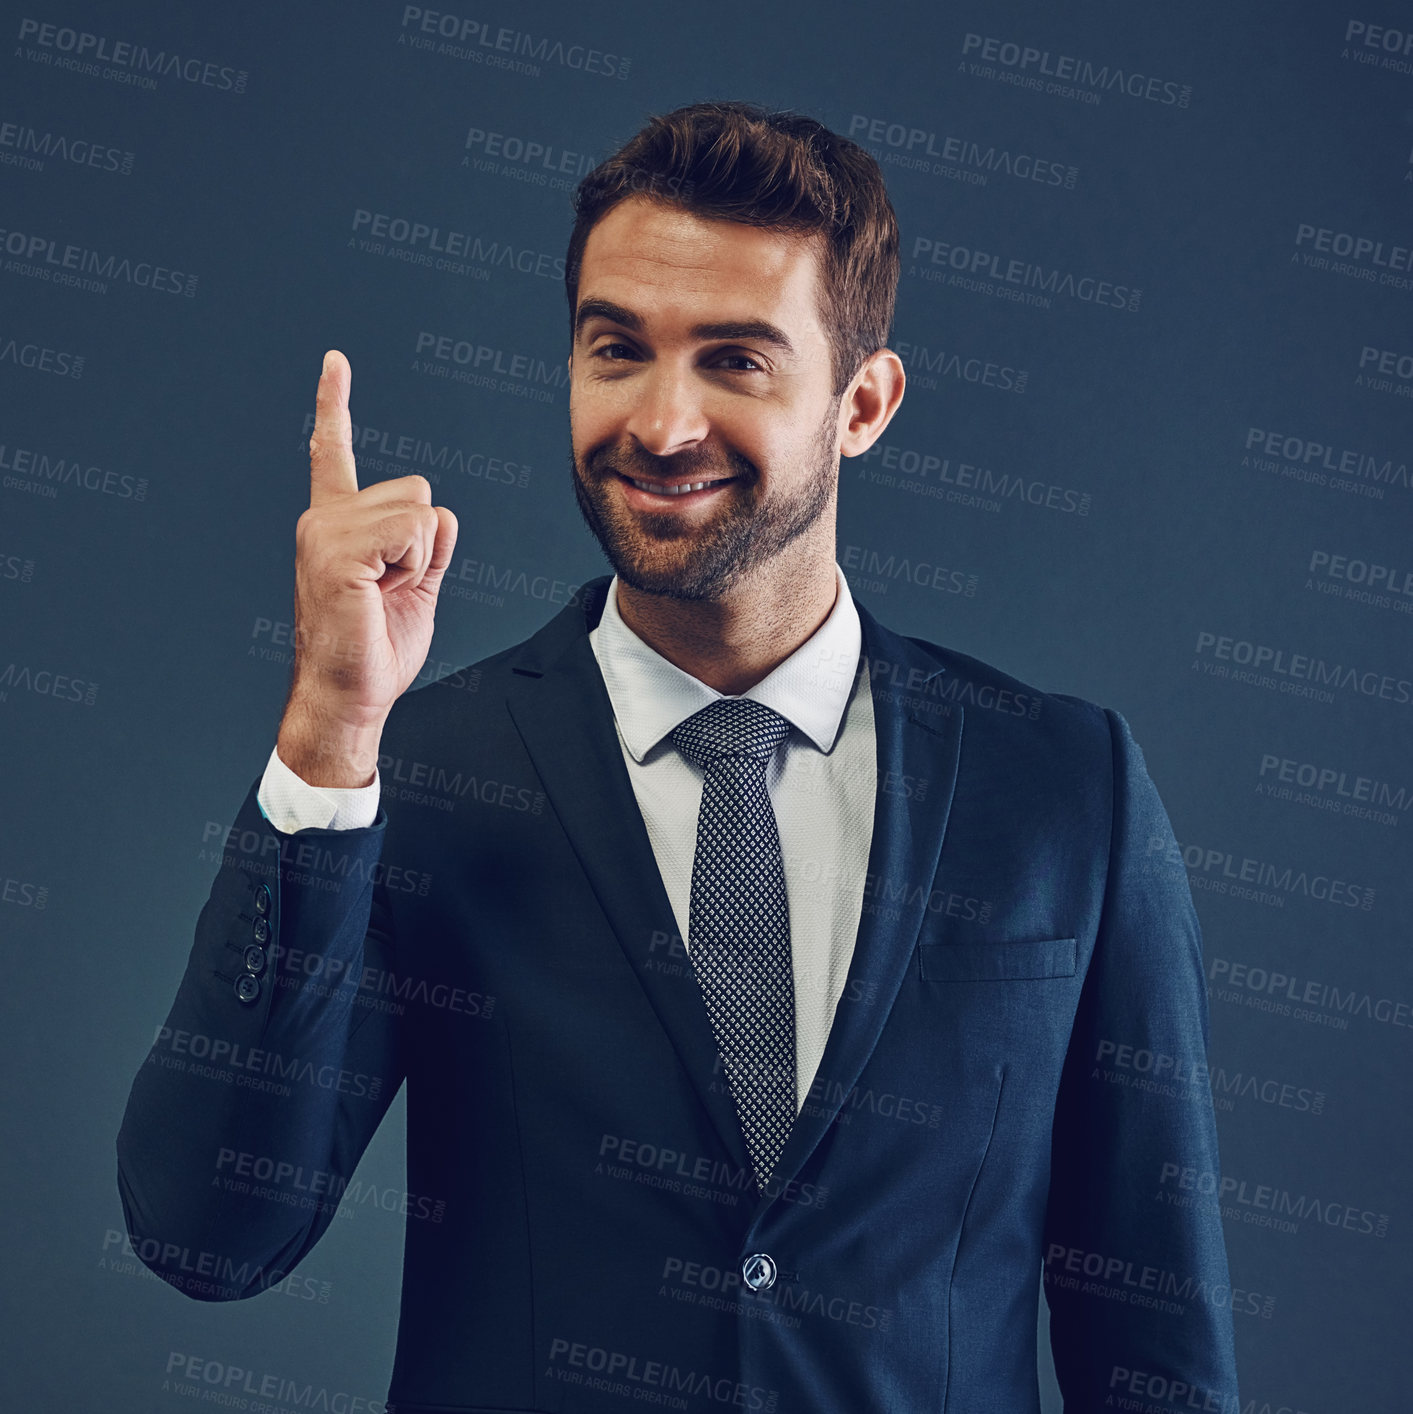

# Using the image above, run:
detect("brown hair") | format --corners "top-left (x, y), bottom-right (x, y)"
top-left (565, 100), bottom-right (899, 397)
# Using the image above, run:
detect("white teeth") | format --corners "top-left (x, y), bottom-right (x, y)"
top-left (628, 477), bottom-right (724, 495)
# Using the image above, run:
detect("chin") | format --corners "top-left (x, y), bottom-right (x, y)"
top-left (618, 574), bottom-right (723, 603)
top-left (606, 542), bottom-right (734, 601)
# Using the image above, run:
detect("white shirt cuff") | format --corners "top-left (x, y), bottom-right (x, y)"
top-left (256, 744), bottom-right (381, 833)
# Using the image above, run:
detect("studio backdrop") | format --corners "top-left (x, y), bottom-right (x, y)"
top-left (1, 2), bottom-right (1409, 1410)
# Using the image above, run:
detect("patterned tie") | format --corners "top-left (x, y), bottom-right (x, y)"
top-left (671, 698), bottom-right (796, 1191)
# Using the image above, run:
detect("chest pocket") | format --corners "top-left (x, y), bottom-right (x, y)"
top-left (919, 937), bottom-right (1077, 981)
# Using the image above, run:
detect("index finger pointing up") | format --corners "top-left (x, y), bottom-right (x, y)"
top-left (309, 348), bottom-right (359, 505)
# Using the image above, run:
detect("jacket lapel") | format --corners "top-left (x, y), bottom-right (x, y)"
top-left (502, 580), bottom-right (965, 1210)
top-left (503, 578), bottom-right (753, 1177)
top-left (746, 601), bottom-right (964, 1219)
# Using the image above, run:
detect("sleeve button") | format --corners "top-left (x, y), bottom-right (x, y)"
top-left (235, 974), bottom-right (261, 1005)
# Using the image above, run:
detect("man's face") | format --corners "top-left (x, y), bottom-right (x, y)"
top-left (568, 196), bottom-right (844, 601)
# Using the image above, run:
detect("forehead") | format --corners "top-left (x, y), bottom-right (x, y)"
top-left (577, 195), bottom-right (826, 336)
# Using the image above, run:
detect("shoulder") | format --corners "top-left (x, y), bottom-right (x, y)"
top-left (379, 631), bottom-right (550, 762)
top-left (875, 613), bottom-right (1116, 756)
top-left (899, 633), bottom-right (1176, 840)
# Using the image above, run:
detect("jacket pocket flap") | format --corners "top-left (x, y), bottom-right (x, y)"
top-left (920, 937), bottom-right (1077, 981)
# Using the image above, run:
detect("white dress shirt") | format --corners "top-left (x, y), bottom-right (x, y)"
top-left (256, 564), bottom-right (877, 1111)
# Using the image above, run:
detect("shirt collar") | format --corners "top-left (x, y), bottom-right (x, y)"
top-left (589, 563), bottom-right (863, 762)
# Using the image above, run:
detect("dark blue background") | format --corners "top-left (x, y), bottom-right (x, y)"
top-left (2, 3), bottom-right (1408, 1409)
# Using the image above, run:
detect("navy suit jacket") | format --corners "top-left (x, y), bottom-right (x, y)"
top-left (118, 575), bottom-right (1239, 1414)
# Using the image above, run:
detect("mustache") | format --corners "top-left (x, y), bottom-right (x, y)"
top-left (586, 442), bottom-right (758, 485)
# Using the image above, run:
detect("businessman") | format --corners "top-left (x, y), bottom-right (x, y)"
top-left (118, 101), bottom-right (1240, 1413)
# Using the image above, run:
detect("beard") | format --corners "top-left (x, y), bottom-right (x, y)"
top-left (571, 401), bottom-right (839, 602)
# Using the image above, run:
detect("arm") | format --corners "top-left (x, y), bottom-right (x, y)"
top-left (115, 348), bottom-right (456, 1300)
top-left (115, 769), bottom-right (403, 1301)
top-left (1042, 709), bottom-right (1239, 1412)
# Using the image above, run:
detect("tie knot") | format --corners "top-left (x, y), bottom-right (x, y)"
top-left (671, 698), bottom-right (791, 769)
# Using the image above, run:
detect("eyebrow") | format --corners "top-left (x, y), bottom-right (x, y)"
top-left (574, 297), bottom-right (796, 356)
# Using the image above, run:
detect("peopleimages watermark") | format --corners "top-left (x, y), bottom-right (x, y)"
top-left (0, 117), bottom-right (133, 175)
top-left (1108, 1366), bottom-right (1238, 1414)
top-left (162, 1353), bottom-right (387, 1411)
top-left (350, 207), bottom-right (564, 280)
top-left (1192, 629), bottom-right (1411, 711)
top-left (214, 1147), bottom-right (446, 1223)
top-left (0, 224), bottom-right (198, 296)
top-left (1241, 424), bottom-right (1408, 498)
top-left (1306, 548), bottom-right (1413, 614)
top-left (0, 662), bottom-right (97, 706)
top-left (1357, 339), bottom-right (1413, 390)
top-left (272, 943), bottom-right (496, 1021)
top-left (0, 550), bottom-right (36, 583)
top-left (200, 818), bottom-right (433, 895)
top-left (1293, 221), bottom-right (1413, 291)
top-left (848, 113), bottom-right (1078, 190)
top-left (596, 1133), bottom-right (827, 1210)
top-left (0, 437), bottom-right (147, 500)
top-left (856, 438), bottom-right (1092, 517)
top-left (412, 328), bottom-right (568, 403)
top-left (100, 1229), bottom-right (330, 1304)
top-left (1147, 832), bottom-right (1375, 911)
top-left (0, 333), bottom-right (83, 376)
top-left (959, 32), bottom-right (1192, 107)
top-left (398, 6), bottom-right (631, 80)
top-left (910, 234), bottom-right (1140, 312)
top-left (841, 543), bottom-right (978, 599)
top-left (299, 411), bottom-right (531, 489)
top-left (374, 748), bottom-right (545, 817)
top-left (661, 1257), bottom-right (893, 1332)
top-left (149, 1025), bottom-right (385, 1101)
top-left (1256, 752), bottom-right (1407, 825)
top-left (1157, 1162), bottom-right (1389, 1239)
top-left (1043, 1243), bottom-right (1275, 1319)
top-left (1209, 956), bottom-right (1413, 1035)
top-left (1341, 18), bottom-right (1413, 75)
top-left (546, 1337), bottom-right (777, 1410)
top-left (14, 18), bottom-right (248, 93)
top-left (2, 875), bottom-right (48, 908)
top-left (462, 123), bottom-right (597, 190)
top-left (891, 334), bottom-right (1028, 393)
top-left (1093, 1038), bottom-right (1325, 1116)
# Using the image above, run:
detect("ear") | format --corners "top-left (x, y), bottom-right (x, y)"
top-left (838, 349), bottom-right (906, 459)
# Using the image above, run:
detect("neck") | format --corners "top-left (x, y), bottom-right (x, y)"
top-left (614, 534), bottom-right (839, 696)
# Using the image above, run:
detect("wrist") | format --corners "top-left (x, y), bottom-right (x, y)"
top-left (277, 697), bottom-right (385, 788)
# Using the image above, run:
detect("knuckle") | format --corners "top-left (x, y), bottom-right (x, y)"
top-left (309, 429), bottom-right (350, 459)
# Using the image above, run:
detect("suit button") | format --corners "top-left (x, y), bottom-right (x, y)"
top-left (235, 974), bottom-right (261, 1005)
top-left (254, 884), bottom-right (272, 917)
top-left (741, 1253), bottom-right (777, 1292)
top-left (243, 945), bottom-right (267, 976)
top-left (253, 917), bottom-right (270, 945)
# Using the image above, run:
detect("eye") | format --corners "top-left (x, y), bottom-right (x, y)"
top-left (591, 341), bottom-right (640, 362)
top-left (713, 351), bottom-right (765, 372)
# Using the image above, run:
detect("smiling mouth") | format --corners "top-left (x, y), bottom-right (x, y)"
top-left (620, 473), bottom-right (736, 496)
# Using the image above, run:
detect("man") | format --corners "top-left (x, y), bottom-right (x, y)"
top-left (118, 101), bottom-right (1239, 1414)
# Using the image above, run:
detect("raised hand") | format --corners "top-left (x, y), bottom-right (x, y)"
top-left (276, 350), bottom-right (458, 787)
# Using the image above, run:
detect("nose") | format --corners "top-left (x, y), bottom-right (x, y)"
top-left (621, 360), bottom-right (710, 458)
